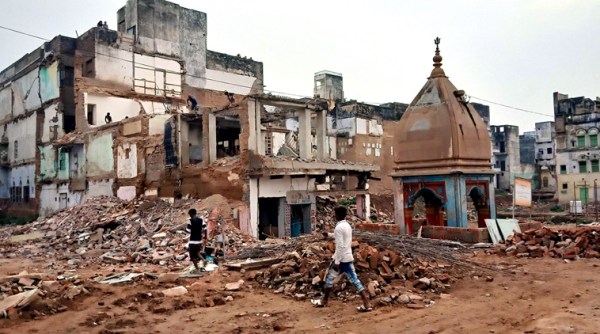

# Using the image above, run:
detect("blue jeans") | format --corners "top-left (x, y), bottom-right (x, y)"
top-left (324, 262), bottom-right (364, 292)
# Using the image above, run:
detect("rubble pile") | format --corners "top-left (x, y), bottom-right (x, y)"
top-left (1, 195), bottom-right (252, 267)
top-left (0, 271), bottom-right (95, 319)
top-left (494, 226), bottom-right (600, 259)
top-left (315, 196), bottom-right (393, 228)
top-left (244, 232), bottom-right (492, 308)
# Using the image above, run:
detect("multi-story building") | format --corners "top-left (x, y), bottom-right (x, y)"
top-left (490, 125), bottom-right (535, 190)
top-left (554, 92), bottom-right (600, 204)
top-left (534, 121), bottom-right (556, 198)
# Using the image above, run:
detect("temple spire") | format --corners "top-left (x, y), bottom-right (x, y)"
top-left (430, 37), bottom-right (446, 78)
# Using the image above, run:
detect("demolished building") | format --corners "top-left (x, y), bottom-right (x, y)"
top-left (0, 0), bottom-right (379, 239)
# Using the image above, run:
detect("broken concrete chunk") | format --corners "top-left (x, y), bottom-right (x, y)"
top-left (162, 286), bottom-right (188, 297)
top-left (17, 277), bottom-right (35, 287)
top-left (136, 239), bottom-right (151, 251)
top-left (225, 280), bottom-right (245, 291)
top-left (157, 273), bottom-right (180, 283)
top-left (398, 294), bottom-right (411, 304)
top-left (0, 289), bottom-right (39, 314)
top-left (152, 232), bottom-right (167, 239)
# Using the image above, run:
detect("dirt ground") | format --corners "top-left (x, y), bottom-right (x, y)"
top-left (0, 253), bottom-right (599, 334)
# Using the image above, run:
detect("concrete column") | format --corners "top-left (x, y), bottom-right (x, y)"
top-left (393, 178), bottom-right (407, 235)
top-left (365, 193), bottom-right (371, 222)
top-left (315, 109), bottom-right (327, 159)
top-left (298, 108), bottom-right (312, 159)
top-left (249, 178), bottom-right (259, 238)
top-left (255, 100), bottom-right (263, 155)
top-left (488, 176), bottom-right (497, 219)
top-left (208, 112), bottom-right (217, 163)
top-left (356, 194), bottom-right (365, 219)
top-left (445, 175), bottom-right (468, 228)
top-left (247, 99), bottom-right (257, 152)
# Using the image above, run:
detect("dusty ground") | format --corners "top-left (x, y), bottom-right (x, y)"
top-left (0, 253), bottom-right (599, 334)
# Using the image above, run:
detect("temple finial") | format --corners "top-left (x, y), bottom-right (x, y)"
top-left (430, 37), bottom-right (446, 78)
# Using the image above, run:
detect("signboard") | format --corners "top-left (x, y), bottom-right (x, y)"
top-left (514, 177), bottom-right (532, 207)
top-left (286, 191), bottom-right (315, 205)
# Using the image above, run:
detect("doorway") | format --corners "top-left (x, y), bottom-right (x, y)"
top-left (59, 193), bottom-right (68, 210)
top-left (258, 198), bottom-right (280, 240)
top-left (290, 204), bottom-right (311, 237)
top-left (580, 187), bottom-right (589, 205)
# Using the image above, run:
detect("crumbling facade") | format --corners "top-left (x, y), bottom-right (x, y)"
top-left (554, 92), bottom-right (600, 204)
top-left (0, 0), bottom-right (263, 217)
top-left (490, 125), bottom-right (535, 191)
top-left (534, 121), bottom-right (556, 198)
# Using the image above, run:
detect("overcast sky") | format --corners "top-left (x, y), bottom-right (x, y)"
top-left (1, 0), bottom-right (598, 132)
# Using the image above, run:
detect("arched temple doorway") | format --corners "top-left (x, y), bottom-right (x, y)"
top-left (407, 187), bottom-right (445, 227)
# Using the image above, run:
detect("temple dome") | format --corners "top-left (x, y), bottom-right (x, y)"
top-left (393, 38), bottom-right (493, 176)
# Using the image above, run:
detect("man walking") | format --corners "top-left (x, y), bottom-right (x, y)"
top-left (186, 209), bottom-right (206, 271)
top-left (313, 206), bottom-right (372, 312)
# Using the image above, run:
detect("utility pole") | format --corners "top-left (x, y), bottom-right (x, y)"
top-left (595, 179), bottom-right (598, 222)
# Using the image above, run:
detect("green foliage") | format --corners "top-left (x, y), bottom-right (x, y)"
top-left (549, 205), bottom-right (564, 212)
top-left (0, 215), bottom-right (37, 227)
top-left (550, 215), bottom-right (570, 224)
top-left (338, 197), bottom-right (356, 207)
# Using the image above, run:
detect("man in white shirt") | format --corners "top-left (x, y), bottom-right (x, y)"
top-left (313, 206), bottom-right (372, 312)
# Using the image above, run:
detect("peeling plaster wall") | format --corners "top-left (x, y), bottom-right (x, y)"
top-left (117, 142), bottom-right (138, 178)
top-left (70, 145), bottom-right (86, 178)
top-left (7, 114), bottom-right (36, 163)
top-left (0, 87), bottom-right (11, 122)
top-left (85, 93), bottom-right (142, 125)
top-left (41, 103), bottom-right (64, 143)
top-left (327, 116), bottom-right (356, 137)
top-left (149, 115), bottom-right (170, 135)
top-left (95, 44), bottom-right (134, 87)
top-left (10, 62), bottom-right (60, 116)
top-left (272, 132), bottom-right (286, 155)
top-left (86, 133), bottom-right (114, 176)
top-left (120, 0), bottom-right (207, 88)
top-left (38, 145), bottom-right (57, 181)
top-left (203, 69), bottom-right (256, 95)
top-left (85, 93), bottom-right (172, 126)
top-left (39, 183), bottom-right (83, 217)
top-left (7, 165), bottom-right (35, 198)
top-left (133, 54), bottom-right (181, 97)
top-left (258, 176), bottom-right (315, 198)
top-left (117, 185), bottom-right (136, 200)
top-left (0, 168), bottom-right (9, 198)
top-left (86, 179), bottom-right (114, 198)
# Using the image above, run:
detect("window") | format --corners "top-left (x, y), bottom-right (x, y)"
top-left (500, 160), bottom-right (506, 171)
top-left (60, 66), bottom-right (74, 86)
top-left (579, 161), bottom-right (587, 173)
top-left (560, 165), bottom-right (567, 174)
top-left (591, 134), bottom-right (598, 147)
top-left (59, 152), bottom-right (67, 171)
top-left (13, 140), bottom-right (18, 159)
top-left (83, 59), bottom-right (94, 77)
top-left (499, 141), bottom-right (505, 153)
top-left (592, 160), bottom-right (600, 173)
top-left (547, 147), bottom-right (553, 154)
top-left (542, 177), bottom-right (549, 187)
top-left (87, 104), bottom-right (96, 125)
top-left (577, 135), bottom-right (585, 148)
top-left (562, 183), bottom-right (568, 190)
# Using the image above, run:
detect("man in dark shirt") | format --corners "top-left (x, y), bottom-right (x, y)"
top-left (187, 209), bottom-right (206, 270)
top-left (187, 95), bottom-right (198, 111)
